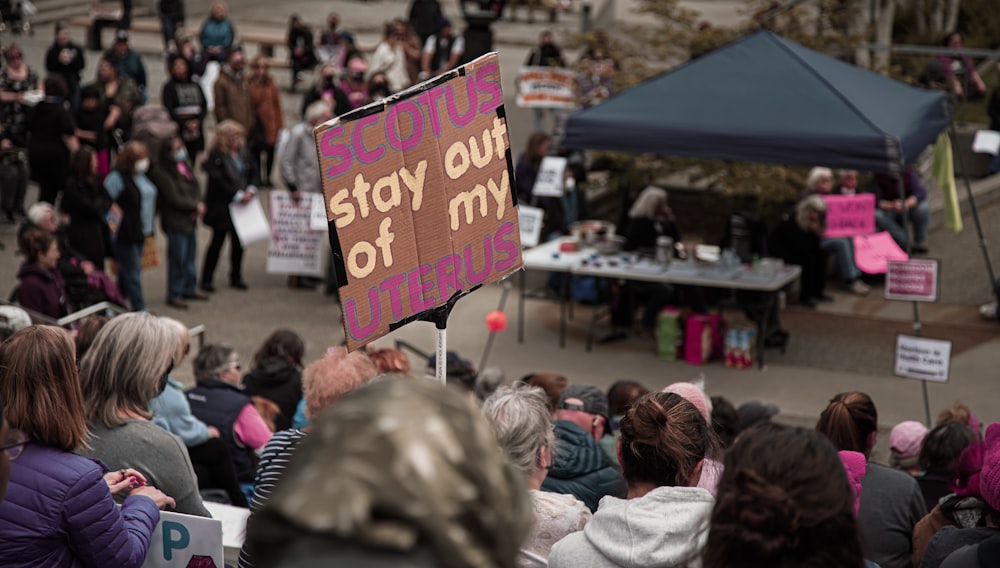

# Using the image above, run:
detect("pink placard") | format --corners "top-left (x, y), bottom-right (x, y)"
top-left (823, 194), bottom-right (876, 238)
top-left (885, 259), bottom-right (939, 302)
top-left (853, 232), bottom-right (908, 274)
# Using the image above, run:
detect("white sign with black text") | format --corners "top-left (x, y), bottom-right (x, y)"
top-left (894, 334), bottom-right (951, 383)
top-left (518, 205), bottom-right (544, 248)
top-left (531, 156), bottom-right (567, 197)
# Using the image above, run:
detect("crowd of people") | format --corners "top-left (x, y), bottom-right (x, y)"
top-left (1, 0), bottom-right (485, 318)
top-left (1, 308), bottom-right (998, 568)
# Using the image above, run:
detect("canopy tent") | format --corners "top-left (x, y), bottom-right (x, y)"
top-left (562, 30), bottom-right (951, 174)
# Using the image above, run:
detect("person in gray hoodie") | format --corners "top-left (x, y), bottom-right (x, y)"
top-left (548, 391), bottom-right (715, 568)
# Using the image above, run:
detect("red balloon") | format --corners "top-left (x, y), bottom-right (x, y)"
top-left (486, 310), bottom-right (507, 333)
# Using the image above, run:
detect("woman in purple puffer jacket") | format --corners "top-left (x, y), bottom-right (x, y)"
top-left (0, 325), bottom-right (176, 567)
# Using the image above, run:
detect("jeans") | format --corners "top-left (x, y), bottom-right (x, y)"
top-left (820, 237), bottom-right (861, 282)
top-left (114, 240), bottom-right (145, 311)
top-left (166, 230), bottom-right (198, 299)
top-left (160, 15), bottom-right (182, 48)
top-left (202, 225), bottom-right (243, 286)
top-left (875, 201), bottom-right (930, 249)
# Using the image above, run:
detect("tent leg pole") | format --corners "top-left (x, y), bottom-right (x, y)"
top-left (948, 120), bottom-right (997, 287)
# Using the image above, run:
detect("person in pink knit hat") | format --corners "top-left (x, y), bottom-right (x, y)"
top-left (662, 381), bottom-right (721, 495)
top-left (925, 423), bottom-right (1000, 567)
top-left (889, 420), bottom-right (929, 475)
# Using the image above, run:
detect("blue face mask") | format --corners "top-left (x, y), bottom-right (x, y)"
top-left (175, 148), bottom-right (188, 162)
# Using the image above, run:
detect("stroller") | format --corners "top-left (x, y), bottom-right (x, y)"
top-left (0, 0), bottom-right (35, 35)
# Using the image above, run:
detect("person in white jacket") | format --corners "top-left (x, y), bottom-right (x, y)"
top-left (548, 391), bottom-right (715, 568)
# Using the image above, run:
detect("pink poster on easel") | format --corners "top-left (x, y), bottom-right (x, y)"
top-left (853, 232), bottom-right (909, 274)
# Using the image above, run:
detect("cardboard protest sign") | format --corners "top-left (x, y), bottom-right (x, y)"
top-left (516, 66), bottom-right (577, 109)
top-left (141, 510), bottom-right (223, 568)
top-left (267, 191), bottom-right (326, 277)
top-left (316, 53), bottom-right (523, 350)
top-left (822, 194), bottom-right (875, 238)
top-left (853, 231), bottom-right (908, 274)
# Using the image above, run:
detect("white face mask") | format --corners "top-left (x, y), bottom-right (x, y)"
top-left (135, 158), bottom-right (150, 174)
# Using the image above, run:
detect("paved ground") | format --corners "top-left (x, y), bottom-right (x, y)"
top-left (3, 0), bottom-right (1000, 464)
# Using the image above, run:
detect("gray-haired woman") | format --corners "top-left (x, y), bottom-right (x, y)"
top-left (80, 312), bottom-right (211, 517)
top-left (483, 383), bottom-right (592, 567)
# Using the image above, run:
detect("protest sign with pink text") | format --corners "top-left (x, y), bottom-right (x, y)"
top-left (823, 194), bottom-right (875, 238)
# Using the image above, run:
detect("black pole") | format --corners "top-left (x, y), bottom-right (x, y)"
top-left (948, 120), bottom-right (997, 287)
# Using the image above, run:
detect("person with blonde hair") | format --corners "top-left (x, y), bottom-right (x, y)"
top-left (238, 346), bottom-right (378, 568)
top-left (0, 325), bottom-right (175, 566)
top-left (201, 119), bottom-right (258, 292)
top-left (483, 383), bottom-right (591, 567)
top-left (548, 392), bottom-right (716, 567)
top-left (150, 319), bottom-right (247, 507)
top-left (81, 312), bottom-right (211, 517)
top-left (104, 140), bottom-right (156, 311)
top-left (245, 377), bottom-right (532, 567)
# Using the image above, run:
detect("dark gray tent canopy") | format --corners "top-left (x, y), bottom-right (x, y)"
top-left (562, 30), bottom-right (951, 174)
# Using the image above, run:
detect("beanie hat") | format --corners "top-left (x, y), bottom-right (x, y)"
top-left (737, 400), bottom-right (780, 430)
top-left (952, 441), bottom-right (985, 499)
top-left (662, 382), bottom-right (712, 426)
top-left (979, 423), bottom-right (1000, 510)
top-left (889, 420), bottom-right (928, 469)
top-left (838, 450), bottom-right (867, 517)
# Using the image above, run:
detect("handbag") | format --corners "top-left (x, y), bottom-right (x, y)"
top-left (141, 235), bottom-right (160, 270)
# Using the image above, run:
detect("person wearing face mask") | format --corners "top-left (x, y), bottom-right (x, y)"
top-left (103, 141), bottom-right (157, 311)
top-left (367, 72), bottom-right (392, 104)
top-left (339, 57), bottom-right (369, 110)
top-left (149, 136), bottom-right (207, 309)
top-left (300, 63), bottom-right (351, 120)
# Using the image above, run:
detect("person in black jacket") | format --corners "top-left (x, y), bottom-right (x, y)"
top-left (200, 120), bottom-right (258, 292)
top-left (407, 0), bottom-right (443, 44)
top-left (161, 55), bottom-right (207, 160)
top-left (103, 141), bottom-right (156, 311)
top-left (28, 76), bottom-right (78, 208)
top-left (299, 63), bottom-right (352, 120)
top-left (286, 15), bottom-right (316, 90)
top-left (62, 147), bottom-right (111, 270)
top-left (44, 24), bottom-right (86, 110)
top-left (243, 329), bottom-right (305, 432)
top-left (768, 194), bottom-right (829, 308)
top-left (158, 0), bottom-right (185, 49)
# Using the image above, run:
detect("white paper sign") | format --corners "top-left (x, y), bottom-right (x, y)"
top-left (229, 197), bottom-right (270, 247)
top-left (309, 193), bottom-right (328, 231)
top-left (203, 502), bottom-right (250, 550)
top-left (141, 510), bottom-right (223, 568)
top-left (531, 156), bottom-right (567, 197)
top-left (518, 205), bottom-right (544, 248)
top-left (266, 191), bottom-right (326, 277)
top-left (972, 130), bottom-right (1000, 155)
top-left (894, 334), bottom-right (951, 383)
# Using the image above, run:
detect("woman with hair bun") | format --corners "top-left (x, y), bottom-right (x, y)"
top-left (705, 422), bottom-right (868, 568)
top-left (815, 391), bottom-right (926, 568)
top-left (548, 391), bottom-right (715, 568)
